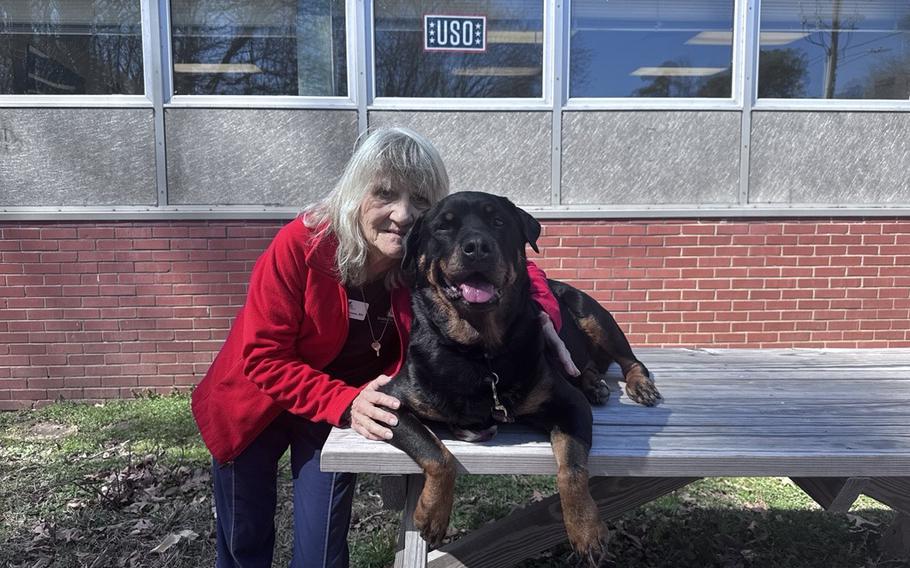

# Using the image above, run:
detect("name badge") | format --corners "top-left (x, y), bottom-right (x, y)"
top-left (348, 299), bottom-right (368, 321)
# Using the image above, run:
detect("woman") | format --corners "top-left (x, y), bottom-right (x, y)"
top-left (191, 126), bottom-right (578, 567)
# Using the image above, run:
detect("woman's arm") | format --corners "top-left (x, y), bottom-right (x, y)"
top-left (526, 260), bottom-right (580, 377)
top-left (526, 260), bottom-right (561, 330)
top-left (239, 224), bottom-right (363, 427)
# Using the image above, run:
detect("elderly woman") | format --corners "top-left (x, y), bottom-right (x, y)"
top-left (191, 127), bottom-right (577, 568)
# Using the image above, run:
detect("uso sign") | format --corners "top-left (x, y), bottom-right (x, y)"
top-left (424, 15), bottom-right (486, 52)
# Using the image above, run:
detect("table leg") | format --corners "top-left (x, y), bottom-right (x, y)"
top-left (394, 474), bottom-right (428, 568)
top-left (426, 476), bottom-right (699, 568)
top-left (790, 477), bottom-right (869, 512)
top-left (381, 474), bottom-right (408, 511)
top-left (880, 512), bottom-right (910, 559)
top-left (863, 477), bottom-right (910, 559)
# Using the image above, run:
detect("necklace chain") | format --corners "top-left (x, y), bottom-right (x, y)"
top-left (361, 286), bottom-right (391, 357)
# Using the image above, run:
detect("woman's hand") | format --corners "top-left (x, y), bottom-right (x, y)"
top-left (539, 312), bottom-right (581, 377)
top-left (349, 374), bottom-right (401, 441)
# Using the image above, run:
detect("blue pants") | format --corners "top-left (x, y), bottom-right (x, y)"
top-left (212, 411), bottom-right (357, 568)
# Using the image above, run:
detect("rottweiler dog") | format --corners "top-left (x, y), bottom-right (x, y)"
top-left (379, 191), bottom-right (660, 562)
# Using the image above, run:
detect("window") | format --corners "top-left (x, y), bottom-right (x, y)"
top-left (0, 0), bottom-right (144, 95)
top-left (170, 0), bottom-right (347, 96)
top-left (570, 0), bottom-right (735, 98)
top-left (759, 1), bottom-right (910, 99)
top-left (373, 0), bottom-right (544, 98)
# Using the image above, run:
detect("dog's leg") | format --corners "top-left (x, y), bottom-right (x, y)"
top-left (578, 362), bottom-right (611, 405)
top-left (579, 308), bottom-right (661, 407)
top-left (538, 384), bottom-right (607, 566)
top-left (617, 358), bottom-right (660, 407)
top-left (385, 410), bottom-right (456, 546)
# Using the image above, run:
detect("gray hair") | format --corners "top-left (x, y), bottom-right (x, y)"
top-left (303, 126), bottom-right (450, 286)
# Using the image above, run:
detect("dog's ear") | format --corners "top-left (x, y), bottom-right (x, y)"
top-left (515, 205), bottom-right (541, 254)
top-left (400, 215), bottom-right (425, 280)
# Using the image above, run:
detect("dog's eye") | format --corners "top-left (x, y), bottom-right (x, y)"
top-left (493, 217), bottom-right (505, 227)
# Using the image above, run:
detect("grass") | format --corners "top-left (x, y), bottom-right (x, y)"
top-left (0, 393), bottom-right (906, 568)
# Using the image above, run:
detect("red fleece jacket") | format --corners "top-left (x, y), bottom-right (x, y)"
top-left (191, 218), bottom-right (560, 464)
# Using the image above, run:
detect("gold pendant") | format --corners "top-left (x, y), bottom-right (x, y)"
top-left (371, 341), bottom-right (381, 357)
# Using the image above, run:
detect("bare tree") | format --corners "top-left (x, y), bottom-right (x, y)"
top-left (801, 0), bottom-right (861, 98)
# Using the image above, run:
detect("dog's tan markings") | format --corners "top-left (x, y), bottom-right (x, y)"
top-left (418, 254), bottom-right (428, 272)
top-left (412, 436), bottom-right (456, 545)
top-left (551, 430), bottom-right (607, 566)
top-left (502, 262), bottom-right (516, 288)
top-left (473, 260), bottom-right (519, 350)
top-left (578, 315), bottom-right (606, 346)
top-left (513, 380), bottom-right (552, 416)
top-left (428, 259), bottom-right (444, 289)
top-left (477, 312), bottom-right (504, 351)
top-left (405, 394), bottom-right (447, 422)
top-left (428, 259), bottom-right (481, 345)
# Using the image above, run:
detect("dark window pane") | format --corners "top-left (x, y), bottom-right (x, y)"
top-left (171, 0), bottom-right (347, 96)
top-left (0, 1), bottom-right (144, 95)
top-left (374, 0), bottom-right (543, 98)
top-left (760, 1), bottom-right (910, 99)
top-left (570, 0), bottom-right (735, 98)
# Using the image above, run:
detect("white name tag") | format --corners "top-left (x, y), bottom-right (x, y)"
top-left (348, 299), bottom-right (368, 321)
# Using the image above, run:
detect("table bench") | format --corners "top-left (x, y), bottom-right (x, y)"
top-left (321, 348), bottom-right (910, 567)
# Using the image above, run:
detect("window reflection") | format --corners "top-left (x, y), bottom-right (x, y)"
top-left (0, 0), bottom-right (144, 95)
top-left (570, 0), bottom-right (735, 98)
top-left (760, 1), bottom-right (910, 99)
top-left (170, 0), bottom-right (347, 96)
top-left (374, 0), bottom-right (543, 98)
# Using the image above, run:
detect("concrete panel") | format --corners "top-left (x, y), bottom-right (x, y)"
top-left (166, 109), bottom-right (358, 206)
top-left (561, 111), bottom-right (741, 206)
top-left (369, 111), bottom-right (552, 205)
top-left (0, 109), bottom-right (156, 206)
top-left (750, 112), bottom-right (910, 205)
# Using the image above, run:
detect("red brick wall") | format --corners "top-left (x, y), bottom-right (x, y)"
top-left (1, 218), bottom-right (908, 408)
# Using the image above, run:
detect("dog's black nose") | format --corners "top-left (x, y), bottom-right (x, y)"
top-left (462, 235), bottom-right (492, 261)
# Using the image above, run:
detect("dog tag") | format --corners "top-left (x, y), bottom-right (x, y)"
top-left (371, 341), bottom-right (381, 357)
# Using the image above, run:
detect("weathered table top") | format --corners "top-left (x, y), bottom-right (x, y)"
top-left (322, 348), bottom-right (910, 478)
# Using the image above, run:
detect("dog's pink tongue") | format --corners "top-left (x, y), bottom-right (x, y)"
top-left (459, 281), bottom-right (495, 303)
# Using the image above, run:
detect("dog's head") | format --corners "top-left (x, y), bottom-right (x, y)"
top-left (402, 191), bottom-right (540, 343)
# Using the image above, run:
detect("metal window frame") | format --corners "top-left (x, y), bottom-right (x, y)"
top-left (163, 0), bottom-right (359, 109)
top-left (3, 0), bottom-right (910, 221)
top-left (3, 203), bottom-right (910, 221)
top-left (144, 0), bottom-right (168, 206)
top-left (550, 0), bottom-right (566, 207)
top-left (369, 0), bottom-right (554, 110)
top-left (752, 0), bottom-right (910, 113)
top-left (0, 95), bottom-right (152, 108)
top-left (0, 0), bottom-right (154, 108)
top-left (563, 0), bottom-right (745, 111)
top-left (738, 0), bottom-right (759, 207)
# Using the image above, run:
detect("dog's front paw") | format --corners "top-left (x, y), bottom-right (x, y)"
top-left (414, 494), bottom-right (453, 546)
top-left (566, 518), bottom-right (608, 567)
top-left (625, 372), bottom-right (661, 406)
top-left (561, 483), bottom-right (608, 566)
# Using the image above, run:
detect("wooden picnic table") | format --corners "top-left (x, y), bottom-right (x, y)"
top-left (321, 348), bottom-right (910, 567)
